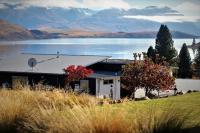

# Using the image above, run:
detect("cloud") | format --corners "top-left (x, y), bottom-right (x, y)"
top-left (0, 3), bottom-right (7, 9)
top-left (82, 0), bottom-right (130, 9)
top-left (0, 0), bottom-right (82, 9)
top-left (123, 15), bottom-right (200, 23)
top-left (0, 0), bottom-right (131, 9)
top-left (175, 2), bottom-right (200, 16)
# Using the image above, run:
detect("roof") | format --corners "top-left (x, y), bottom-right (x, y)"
top-left (89, 71), bottom-right (121, 78)
top-left (188, 42), bottom-right (200, 49)
top-left (0, 53), bottom-right (110, 74)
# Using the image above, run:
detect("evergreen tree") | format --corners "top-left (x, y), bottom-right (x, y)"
top-left (178, 43), bottom-right (192, 78)
top-left (147, 46), bottom-right (156, 62)
top-left (194, 46), bottom-right (200, 76)
top-left (155, 24), bottom-right (177, 62)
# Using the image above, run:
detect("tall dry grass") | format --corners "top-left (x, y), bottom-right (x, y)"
top-left (0, 86), bottom-right (97, 133)
top-left (24, 102), bottom-right (198, 133)
top-left (0, 86), bottom-right (199, 133)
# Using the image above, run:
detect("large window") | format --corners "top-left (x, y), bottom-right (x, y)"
top-left (103, 79), bottom-right (113, 85)
top-left (80, 80), bottom-right (89, 90)
top-left (12, 76), bottom-right (28, 88)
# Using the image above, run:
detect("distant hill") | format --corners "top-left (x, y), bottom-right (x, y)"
top-left (0, 19), bottom-right (33, 40)
top-left (42, 30), bottom-right (198, 39)
top-left (125, 31), bottom-right (198, 38)
top-left (0, 19), bottom-right (198, 41)
top-left (0, 20), bottom-right (62, 40)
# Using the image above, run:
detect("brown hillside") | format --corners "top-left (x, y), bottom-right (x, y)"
top-left (0, 19), bottom-right (33, 40)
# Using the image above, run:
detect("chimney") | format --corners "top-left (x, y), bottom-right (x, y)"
top-left (138, 53), bottom-right (141, 60)
top-left (133, 53), bottom-right (138, 61)
top-left (192, 38), bottom-right (196, 46)
top-left (57, 51), bottom-right (60, 58)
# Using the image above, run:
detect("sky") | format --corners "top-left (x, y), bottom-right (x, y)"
top-left (0, 0), bottom-right (200, 22)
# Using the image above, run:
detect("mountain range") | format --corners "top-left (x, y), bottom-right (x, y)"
top-left (0, 4), bottom-right (200, 36)
top-left (0, 19), bottom-right (198, 41)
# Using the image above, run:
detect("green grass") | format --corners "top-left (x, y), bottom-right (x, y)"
top-left (0, 87), bottom-right (200, 133)
top-left (114, 93), bottom-right (200, 128)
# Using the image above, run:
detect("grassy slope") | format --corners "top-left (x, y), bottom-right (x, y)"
top-left (0, 89), bottom-right (199, 133)
top-left (115, 93), bottom-right (200, 126)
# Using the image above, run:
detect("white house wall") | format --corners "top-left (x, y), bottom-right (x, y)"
top-left (96, 76), bottom-right (120, 100)
top-left (115, 77), bottom-right (120, 99)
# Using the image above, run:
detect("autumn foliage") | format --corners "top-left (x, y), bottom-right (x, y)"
top-left (64, 65), bottom-right (93, 88)
top-left (122, 58), bottom-right (175, 98)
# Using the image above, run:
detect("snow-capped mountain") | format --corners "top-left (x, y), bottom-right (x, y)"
top-left (0, 4), bottom-right (199, 35)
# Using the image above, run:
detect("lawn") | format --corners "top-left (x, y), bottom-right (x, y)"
top-left (0, 88), bottom-right (200, 133)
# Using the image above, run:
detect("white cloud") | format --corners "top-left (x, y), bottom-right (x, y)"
top-left (14, 0), bottom-right (82, 9)
top-left (0, 0), bottom-right (131, 9)
top-left (0, 3), bottom-right (7, 9)
top-left (123, 15), bottom-right (200, 23)
top-left (82, 0), bottom-right (130, 9)
top-left (175, 2), bottom-right (200, 16)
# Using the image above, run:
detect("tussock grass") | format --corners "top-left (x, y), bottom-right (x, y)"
top-left (25, 105), bottom-right (130, 133)
top-left (0, 87), bottom-right (97, 133)
top-left (0, 86), bottom-right (200, 133)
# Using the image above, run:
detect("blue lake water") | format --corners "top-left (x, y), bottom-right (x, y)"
top-left (0, 38), bottom-right (199, 59)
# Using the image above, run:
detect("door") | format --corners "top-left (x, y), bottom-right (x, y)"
top-left (102, 79), bottom-right (114, 98)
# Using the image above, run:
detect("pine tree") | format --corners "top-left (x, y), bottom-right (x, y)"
top-left (155, 25), bottom-right (177, 62)
top-left (194, 46), bottom-right (200, 74)
top-left (147, 46), bottom-right (156, 62)
top-left (178, 43), bottom-right (192, 78)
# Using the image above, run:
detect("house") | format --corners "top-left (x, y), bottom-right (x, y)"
top-left (0, 53), bottom-right (130, 100)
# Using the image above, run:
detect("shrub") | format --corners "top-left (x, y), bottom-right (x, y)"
top-left (122, 59), bottom-right (175, 98)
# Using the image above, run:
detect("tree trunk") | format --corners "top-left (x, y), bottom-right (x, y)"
top-left (130, 89), bottom-right (136, 99)
top-left (145, 88), bottom-right (152, 98)
top-left (145, 88), bottom-right (148, 96)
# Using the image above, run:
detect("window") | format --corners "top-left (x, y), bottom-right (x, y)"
top-left (109, 80), bottom-right (113, 84)
top-left (80, 80), bottom-right (89, 90)
top-left (103, 79), bottom-right (113, 85)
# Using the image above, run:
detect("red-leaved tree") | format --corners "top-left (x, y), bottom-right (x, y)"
top-left (122, 58), bottom-right (175, 98)
top-left (142, 59), bottom-right (175, 96)
top-left (121, 60), bottom-right (144, 98)
top-left (64, 65), bottom-right (93, 89)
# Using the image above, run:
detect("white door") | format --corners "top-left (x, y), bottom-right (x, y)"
top-left (96, 77), bottom-right (120, 100)
top-left (102, 79), bottom-right (114, 99)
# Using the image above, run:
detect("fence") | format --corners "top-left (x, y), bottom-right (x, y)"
top-left (175, 79), bottom-right (200, 92)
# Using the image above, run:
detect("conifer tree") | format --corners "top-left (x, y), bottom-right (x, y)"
top-left (147, 46), bottom-right (156, 62)
top-left (194, 46), bottom-right (200, 77)
top-left (178, 43), bottom-right (192, 78)
top-left (195, 46), bottom-right (200, 68)
top-left (155, 25), bottom-right (177, 62)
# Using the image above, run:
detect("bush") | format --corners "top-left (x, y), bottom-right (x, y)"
top-left (122, 59), bottom-right (175, 98)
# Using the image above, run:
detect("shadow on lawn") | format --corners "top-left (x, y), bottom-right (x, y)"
top-left (181, 126), bottom-right (200, 133)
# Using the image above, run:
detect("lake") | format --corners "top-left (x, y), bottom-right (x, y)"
top-left (0, 38), bottom-right (199, 59)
